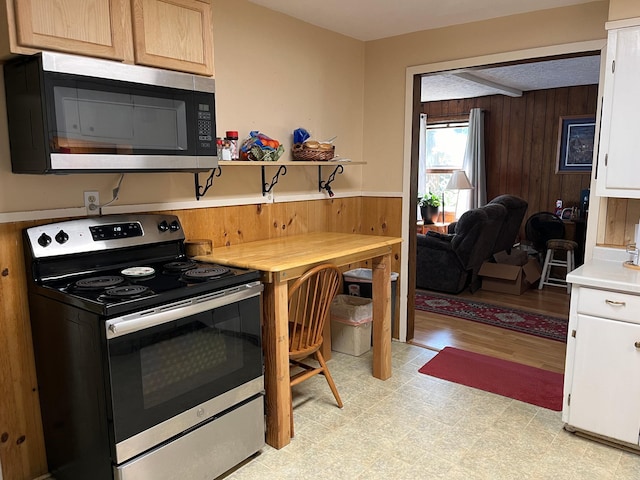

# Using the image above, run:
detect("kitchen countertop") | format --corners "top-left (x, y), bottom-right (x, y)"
top-left (568, 247), bottom-right (640, 294)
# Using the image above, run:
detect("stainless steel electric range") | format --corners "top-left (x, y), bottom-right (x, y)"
top-left (23, 214), bottom-right (265, 480)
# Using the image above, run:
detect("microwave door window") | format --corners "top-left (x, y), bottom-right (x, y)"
top-left (52, 86), bottom-right (188, 154)
top-left (131, 95), bottom-right (187, 150)
top-left (54, 87), bottom-right (135, 153)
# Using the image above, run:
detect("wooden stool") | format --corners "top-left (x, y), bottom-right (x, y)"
top-left (538, 239), bottom-right (578, 293)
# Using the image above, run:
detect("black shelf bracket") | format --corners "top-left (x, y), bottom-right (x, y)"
top-left (318, 164), bottom-right (344, 197)
top-left (194, 167), bottom-right (222, 200)
top-left (262, 165), bottom-right (287, 196)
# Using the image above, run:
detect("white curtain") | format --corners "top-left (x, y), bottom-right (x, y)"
top-left (418, 113), bottom-right (427, 197)
top-left (461, 108), bottom-right (487, 208)
top-left (417, 113), bottom-right (428, 219)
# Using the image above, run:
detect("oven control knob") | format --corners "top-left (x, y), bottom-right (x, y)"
top-left (158, 220), bottom-right (169, 232)
top-left (108, 324), bottom-right (117, 334)
top-left (55, 230), bottom-right (69, 244)
top-left (169, 220), bottom-right (181, 232)
top-left (37, 233), bottom-right (52, 247)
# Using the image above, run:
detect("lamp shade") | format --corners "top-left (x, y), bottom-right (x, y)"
top-left (447, 170), bottom-right (473, 190)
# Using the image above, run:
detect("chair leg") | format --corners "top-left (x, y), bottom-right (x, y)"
top-left (539, 248), bottom-right (553, 290)
top-left (315, 350), bottom-right (343, 408)
top-left (566, 250), bottom-right (574, 294)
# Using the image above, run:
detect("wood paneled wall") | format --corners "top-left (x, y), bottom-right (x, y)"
top-left (603, 198), bottom-right (640, 246)
top-left (422, 85), bottom-right (597, 239)
top-left (0, 196), bottom-right (401, 480)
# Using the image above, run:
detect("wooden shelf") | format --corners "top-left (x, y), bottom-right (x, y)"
top-left (218, 159), bottom-right (365, 166)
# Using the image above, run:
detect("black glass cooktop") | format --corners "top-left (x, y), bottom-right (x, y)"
top-left (36, 258), bottom-right (260, 316)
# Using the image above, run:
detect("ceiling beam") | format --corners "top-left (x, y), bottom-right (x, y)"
top-left (452, 72), bottom-right (523, 97)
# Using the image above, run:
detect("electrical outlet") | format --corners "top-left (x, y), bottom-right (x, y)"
top-left (84, 191), bottom-right (100, 215)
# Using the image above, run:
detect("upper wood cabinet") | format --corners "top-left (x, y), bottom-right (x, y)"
top-left (1, 0), bottom-right (214, 76)
top-left (132, 0), bottom-right (213, 76)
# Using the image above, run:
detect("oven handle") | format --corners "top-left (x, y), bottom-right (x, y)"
top-left (105, 281), bottom-right (263, 339)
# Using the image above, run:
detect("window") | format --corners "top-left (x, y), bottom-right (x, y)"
top-left (418, 117), bottom-right (469, 221)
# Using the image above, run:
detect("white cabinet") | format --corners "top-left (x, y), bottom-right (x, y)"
top-left (596, 23), bottom-right (640, 198)
top-left (563, 286), bottom-right (640, 447)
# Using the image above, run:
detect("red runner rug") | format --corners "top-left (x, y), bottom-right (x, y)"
top-left (418, 347), bottom-right (564, 411)
top-left (416, 290), bottom-right (568, 342)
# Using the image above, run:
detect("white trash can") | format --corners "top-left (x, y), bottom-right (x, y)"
top-left (330, 294), bottom-right (373, 356)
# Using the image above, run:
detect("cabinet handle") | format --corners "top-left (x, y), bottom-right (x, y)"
top-left (635, 342), bottom-right (640, 349)
top-left (605, 299), bottom-right (626, 307)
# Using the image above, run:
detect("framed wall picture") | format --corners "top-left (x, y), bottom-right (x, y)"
top-left (556, 114), bottom-right (596, 174)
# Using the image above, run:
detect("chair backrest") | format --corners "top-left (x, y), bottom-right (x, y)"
top-left (525, 212), bottom-right (565, 253)
top-left (470, 203), bottom-right (507, 268)
top-left (450, 207), bottom-right (490, 266)
top-left (487, 195), bottom-right (529, 254)
top-left (288, 264), bottom-right (342, 357)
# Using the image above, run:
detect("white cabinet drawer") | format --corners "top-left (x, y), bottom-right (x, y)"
top-left (577, 287), bottom-right (640, 323)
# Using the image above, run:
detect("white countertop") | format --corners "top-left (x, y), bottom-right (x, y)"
top-left (568, 247), bottom-right (640, 294)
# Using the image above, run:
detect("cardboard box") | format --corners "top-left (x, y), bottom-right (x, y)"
top-left (493, 249), bottom-right (529, 266)
top-left (478, 258), bottom-right (542, 295)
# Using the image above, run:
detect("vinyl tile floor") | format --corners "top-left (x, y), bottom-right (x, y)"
top-left (222, 341), bottom-right (640, 480)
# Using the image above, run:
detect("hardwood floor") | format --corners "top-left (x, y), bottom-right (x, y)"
top-left (410, 286), bottom-right (570, 373)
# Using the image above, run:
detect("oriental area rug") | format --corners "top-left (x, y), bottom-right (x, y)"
top-left (419, 347), bottom-right (564, 411)
top-left (415, 290), bottom-right (568, 342)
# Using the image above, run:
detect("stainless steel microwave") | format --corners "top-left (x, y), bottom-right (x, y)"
top-left (3, 52), bottom-right (217, 174)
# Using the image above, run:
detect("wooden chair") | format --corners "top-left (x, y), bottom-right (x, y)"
top-left (288, 263), bottom-right (344, 436)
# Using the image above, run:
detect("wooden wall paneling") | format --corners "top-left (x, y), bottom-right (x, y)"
top-left (488, 95), bottom-right (504, 198)
top-left (506, 95), bottom-right (526, 196)
top-left (269, 201), bottom-right (309, 239)
top-left (323, 197), bottom-right (362, 234)
top-left (540, 88), bottom-right (559, 214)
top-left (603, 198), bottom-right (630, 246)
top-left (525, 90), bottom-right (548, 216)
top-left (521, 91), bottom-right (544, 211)
top-left (308, 199), bottom-right (329, 233)
top-left (224, 204), bottom-right (273, 245)
top-left (624, 200), bottom-right (640, 246)
top-left (520, 92), bottom-right (536, 205)
top-left (497, 97), bottom-right (511, 196)
top-left (0, 222), bottom-right (47, 480)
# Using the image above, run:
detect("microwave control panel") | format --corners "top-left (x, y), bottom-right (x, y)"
top-left (195, 93), bottom-right (216, 155)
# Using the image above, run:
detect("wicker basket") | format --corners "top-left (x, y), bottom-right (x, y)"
top-left (291, 143), bottom-right (335, 161)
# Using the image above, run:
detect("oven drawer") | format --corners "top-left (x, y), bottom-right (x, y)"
top-left (115, 394), bottom-right (265, 480)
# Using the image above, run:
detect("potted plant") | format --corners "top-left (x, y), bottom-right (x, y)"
top-left (418, 192), bottom-right (441, 224)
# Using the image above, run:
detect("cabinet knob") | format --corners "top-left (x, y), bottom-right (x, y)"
top-left (605, 299), bottom-right (626, 307)
top-left (635, 341), bottom-right (640, 349)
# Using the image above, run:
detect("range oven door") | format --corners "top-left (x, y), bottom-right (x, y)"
top-left (105, 281), bottom-right (263, 463)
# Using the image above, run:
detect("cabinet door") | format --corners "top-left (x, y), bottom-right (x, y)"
top-left (567, 314), bottom-right (640, 445)
top-left (596, 26), bottom-right (640, 197)
top-left (13, 0), bottom-right (129, 60)
top-left (131, 0), bottom-right (214, 76)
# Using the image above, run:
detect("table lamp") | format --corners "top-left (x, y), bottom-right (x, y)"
top-left (446, 170), bottom-right (474, 221)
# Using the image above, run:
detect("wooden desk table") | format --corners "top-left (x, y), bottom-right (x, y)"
top-left (197, 232), bottom-right (402, 449)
